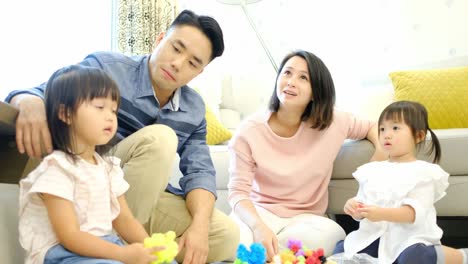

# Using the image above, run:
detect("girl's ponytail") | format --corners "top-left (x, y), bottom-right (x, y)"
top-left (427, 128), bottom-right (441, 163)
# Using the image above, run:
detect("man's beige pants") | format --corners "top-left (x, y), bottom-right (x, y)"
top-left (112, 125), bottom-right (239, 262)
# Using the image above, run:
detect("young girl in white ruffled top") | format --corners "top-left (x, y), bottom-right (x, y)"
top-left (18, 65), bottom-right (163, 264)
top-left (333, 100), bottom-right (468, 264)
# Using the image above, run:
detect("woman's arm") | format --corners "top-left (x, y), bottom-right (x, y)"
top-left (234, 200), bottom-right (278, 261)
top-left (227, 129), bottom-right (278, 261)
top-left (366, 124), bottom-right (387, 161)
top-left (113, 195), bottom-right (149, 243)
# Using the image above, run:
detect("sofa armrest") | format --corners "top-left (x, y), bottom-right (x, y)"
top-left (0, 101), bottom-right (29, 184)
top-left (332, 139), bottom-right (375, 179)
top-left (0, 101), bottom-right (17, 135)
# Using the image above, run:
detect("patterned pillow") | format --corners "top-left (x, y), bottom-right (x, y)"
top-left (205, 105), bottom-right (232, 145)
top-left (389, 66), bottom-right (468, 129)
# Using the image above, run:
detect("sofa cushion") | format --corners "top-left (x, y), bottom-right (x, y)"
top-left (332, 128), bottom-right (468, 179)
top-left (0, 184), bottom-right (24, 263)
top-left (172, 129), bottom-right (468, 216)
top-left (170, 145), bottom-right (231, 214)
top-left (206, 106), bottom-right (232, 145)
top-left (192, 87), bottom-right (232, 145)
top-left (389, 66), bottom-right (468, 129)
top-left (327, 176), bottom-right (468, 216)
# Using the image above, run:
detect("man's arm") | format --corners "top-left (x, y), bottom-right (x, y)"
top-left (179, 189), bottom-right (214, 264)
top-left (186, 189), bottom-right (215, 229)
top-left (9, 93), bottom-right (51, 158)
top-left (5, 82), bottom-right (46, 104)
top-left (5, 54), bottom-right (105, 158)
top-left (176, 116), bottom-right (216, 264)
top-left (177, 117), bottom-right (217, 198)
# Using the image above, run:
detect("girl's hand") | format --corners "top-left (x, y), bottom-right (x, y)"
top-left (252, 223), bottom-right (278, 262)
top-left (356, 205), bottom-right (385, 222)
top-left (343, 198), bottom-right (364, 220)
top-left (119, 243), bottom-right (163, 264)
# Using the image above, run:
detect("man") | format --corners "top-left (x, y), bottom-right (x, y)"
top-left (6, 9), bottom-right (239, 264)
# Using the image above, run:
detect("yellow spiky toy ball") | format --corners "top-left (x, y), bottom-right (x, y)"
top-left (144, 231), bottom-right (179, 264)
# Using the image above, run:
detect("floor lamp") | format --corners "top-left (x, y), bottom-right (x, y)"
top-left (217, 0), bottom-right (278, 72)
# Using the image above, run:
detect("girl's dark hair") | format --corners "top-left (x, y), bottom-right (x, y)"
top-left (378, 100), bottom-right (441, 163)
top-left (45, 65), bottom-right (120, 161)
top-left (169, 9), bottom-right (224, 61)
top-left (268, 50), bottom-right (336, 130)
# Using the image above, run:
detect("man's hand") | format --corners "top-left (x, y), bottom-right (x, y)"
top-left (179, 189), bottom-right (214, 264)
top-left (178, 223), bottom-right (209, 264)
top-left (12, 95), bottom-right (52, 158)
top-left (252, 222), bottom-right (278, 262)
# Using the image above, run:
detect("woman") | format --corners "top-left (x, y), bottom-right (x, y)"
top-left (227, 50), bottom-right (385, 260)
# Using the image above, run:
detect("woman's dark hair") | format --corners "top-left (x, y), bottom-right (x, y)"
top-left (378, 100), bottom-right (441, 163)
top-left (268, 50), bottom-right (336, 130)
top-left (45, 65), bottom-right (120, 161)
top-left (169, 9), bottom-right (224, 61)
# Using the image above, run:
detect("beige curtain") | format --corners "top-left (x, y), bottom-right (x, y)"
top-left (116, 0), bottom-right (178, 55)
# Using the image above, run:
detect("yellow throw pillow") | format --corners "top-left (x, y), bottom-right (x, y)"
top-left (205, 105), bottom-right (232, 145)
top-left (389, 66), bottom-right (468, 129)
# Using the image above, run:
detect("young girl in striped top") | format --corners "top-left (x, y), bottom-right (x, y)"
top-left (18, 65), bottom-right (163, 264)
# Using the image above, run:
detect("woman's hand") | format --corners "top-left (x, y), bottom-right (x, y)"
top-left (252, 223), bottom-right (278, 262)
top-left (366, 123), bottom-right (387, 162)
top-left (344, 198), bottom-right (364, 220)
top-left (370, 149), bottom-right (388, 162)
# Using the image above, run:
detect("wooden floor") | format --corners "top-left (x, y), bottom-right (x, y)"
top-left (335, 215), bottom-right (468, 248)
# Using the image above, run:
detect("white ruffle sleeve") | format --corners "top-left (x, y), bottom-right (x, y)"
top-left (345, 160), bottom-right (449, 263)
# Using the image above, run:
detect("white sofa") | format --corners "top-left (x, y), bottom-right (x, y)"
top-left (177, 64), bottom-right (468, 216)
top-left (170, 145), bottom-right (232, 215)
top-left (0, 145), bottom-right (236, 264)
top-left (2, 60), bottom-right (468, 263)
top-left (171, 129), bottom-right (468, 217)
top-left (3, 128), bottom-right (468, 263)
top-left (0, 183), bottom-right (23, 263)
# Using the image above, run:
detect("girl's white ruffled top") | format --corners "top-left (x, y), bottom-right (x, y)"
top-left (344, 160), bottom-right (449, 264)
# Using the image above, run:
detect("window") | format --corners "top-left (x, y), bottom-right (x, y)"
top-left (0, 0), bottom-right (112, 100)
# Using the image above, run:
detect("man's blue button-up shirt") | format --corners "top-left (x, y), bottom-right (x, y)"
top-left (5, 51), bottom-right (217, 198)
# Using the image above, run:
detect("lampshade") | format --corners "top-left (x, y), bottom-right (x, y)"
top-left (216, 0), bottom-right (278, 72)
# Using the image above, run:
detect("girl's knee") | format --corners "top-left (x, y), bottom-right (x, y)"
top-left (398, 243), bottom-right (437, 264)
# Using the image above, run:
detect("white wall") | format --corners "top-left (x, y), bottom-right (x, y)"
top-left (180, 0), bottom-right (468, 119)
top-left (2, 0), bottom-right (466, 120)
top-left (0, 0), bottom-right (112, 101)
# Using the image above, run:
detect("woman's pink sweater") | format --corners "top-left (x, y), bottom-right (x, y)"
top-left (228, 110), bottom-right (374, 217)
